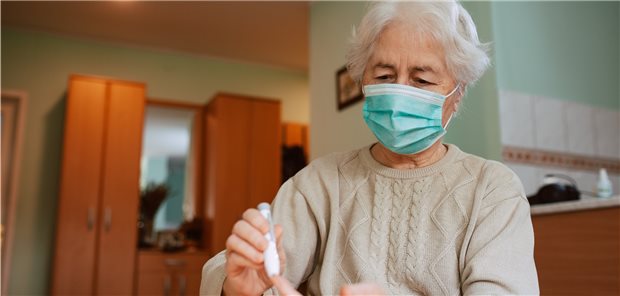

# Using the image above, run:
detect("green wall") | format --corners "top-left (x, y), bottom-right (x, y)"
top-left (1, 28), bottom-right (308, 295)
top-left (309, 1), bottom-right (374, 159)
top-left (492, 1), bottom-right (619, 110)
top-left (309, 1), bottom-right (502, 160)
top-left (445, 1), bottom-right (502, 160)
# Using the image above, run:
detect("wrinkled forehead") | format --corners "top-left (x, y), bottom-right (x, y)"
top-left (368, 21), bottom-right (449, 74)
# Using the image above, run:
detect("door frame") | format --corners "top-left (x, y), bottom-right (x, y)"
top-left (1, 90), bottom-right (27, 295)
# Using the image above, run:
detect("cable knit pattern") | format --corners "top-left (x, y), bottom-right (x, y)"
top-left (385, 179), bottom-right (413, 294)
top-left (200, 144), bottom-right (539, 296)
top-left (404, 178), bottom-right (432, 293)
top-left (369, 176), bottom-right (391, 287)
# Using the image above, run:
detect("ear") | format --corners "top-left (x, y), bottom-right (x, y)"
top-left (452, 85), bottom-right (466, 113)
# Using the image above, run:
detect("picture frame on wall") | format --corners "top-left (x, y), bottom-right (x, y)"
top-left (336, 65), bottom-right (363, 111)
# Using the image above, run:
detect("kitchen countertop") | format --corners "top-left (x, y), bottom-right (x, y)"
top-left (530, 195), bottom-right (620, 216)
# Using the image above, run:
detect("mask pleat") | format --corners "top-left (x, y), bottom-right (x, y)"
top-left (362, 83), bottom-right (450, 155)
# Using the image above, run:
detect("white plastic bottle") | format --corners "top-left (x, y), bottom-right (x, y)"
top-left (597, 168), bottom-right (613, 198)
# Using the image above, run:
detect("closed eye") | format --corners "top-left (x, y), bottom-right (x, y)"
top-left (415, 78), bottom-right (431, 85)
top-left (413, 78), bottom-right (439, 88)
top-left (376, 75), bottom-right (393, 81)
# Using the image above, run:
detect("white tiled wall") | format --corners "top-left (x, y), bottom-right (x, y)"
top-left (499, 91), bottom-right (536, 148)
top-left (593, 108), bottom-right (620, 159)
top-left (499, 90), bottom-right (620, 197)
top-left (533, 97), bottom-right (567, 151)
top-left (564, 101), bottom-right (596, 156)
top-left (499, 90), bottom-right (620, 158)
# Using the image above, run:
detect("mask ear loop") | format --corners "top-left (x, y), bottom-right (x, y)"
top-left (443, 114), bottom-right (454, 129)
top-left (445, 83), bottom-right (461, 98)
top-left (442, 83), bottom-right (461, 129)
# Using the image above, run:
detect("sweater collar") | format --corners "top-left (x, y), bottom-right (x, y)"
top-left (359, 143), bottom-right (462, 179)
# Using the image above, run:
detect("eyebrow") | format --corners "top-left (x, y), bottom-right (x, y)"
top-left (412, 65), bottom-right (437, 74)
top-left (372, 62), bottom-right (438, 74)
top-left (374, 63), bottom-right (396, 70)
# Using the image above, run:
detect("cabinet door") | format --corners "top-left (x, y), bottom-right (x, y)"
top-left (533, 208), bottom-right (620, 295)
top-left (95, 81), bottom-right (145, 295)
top-left (178, 272), bottom-right (203, 296)
top-left (249, 100), bottom-right (281, 207)
top-left (52, 77), bottom-right (107, 295)
top-left (210, 96), bottom-right (252, 254)
top-left (136, 272), bottom-right (201, 296)
top-left (137, 272), bottom-right (173, 296)
top-left (137, 251), bottom-right (211, 296)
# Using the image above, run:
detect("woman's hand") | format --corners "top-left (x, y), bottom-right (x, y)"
top-left (223, 208), bottom-right (286, 296)
top-left (340, 283), bottom-right (386, 296)
top-left (271, 276), bottom-right (385, 296)
top-left (270, 276), bottom-right (301, 296)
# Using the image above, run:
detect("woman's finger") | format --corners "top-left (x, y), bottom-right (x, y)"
top-left (275, 224), bottom-right (283, 250)
top-left (340, 283), bottom-right (385, 296)
top-left (274, 224), bottom-right (287, 265)
top-left (275, 224), bottom-right (283, 241)
top-left (271, 276), bottom-right (301, 296)
top-left (226, 234), bottom-right (264, 264)
top-left (232, 219), bottom-right (268, 251)
top-left (226, 251), bottom-right (263, 272)
top-left (242, 208), bottom-right (270, 234)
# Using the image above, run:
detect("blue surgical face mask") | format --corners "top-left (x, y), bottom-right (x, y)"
top-left (362, 83), bottom-right (459, 155)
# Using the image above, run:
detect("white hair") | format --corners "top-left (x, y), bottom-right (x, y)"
top-left (346, 1), bottom-right (490, 87)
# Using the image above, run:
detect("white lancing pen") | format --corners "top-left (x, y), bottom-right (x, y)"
top-left (258, 202), bottom-right (280, 277)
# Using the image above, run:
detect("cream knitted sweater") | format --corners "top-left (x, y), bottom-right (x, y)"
top-left (201, 144), bottom-right (539, 295)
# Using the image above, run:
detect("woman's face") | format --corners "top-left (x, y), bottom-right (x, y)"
top-left (362, 21), bottom-right (461, 127)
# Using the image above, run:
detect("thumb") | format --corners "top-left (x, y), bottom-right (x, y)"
top-left (271, 276), bottom-right (301, 296)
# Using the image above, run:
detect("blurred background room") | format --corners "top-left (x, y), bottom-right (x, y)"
top-left (1, 1), bottom-right (618, 295)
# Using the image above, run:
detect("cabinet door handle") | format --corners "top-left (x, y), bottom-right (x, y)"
top-left (87, 207), bottom-right (95, 230)
top-left (163, 274), bottom-right (171, 296)
top-left (104, 207), bottom-right (112, 231)
top-left (178, 275), bottom-right (186, 296)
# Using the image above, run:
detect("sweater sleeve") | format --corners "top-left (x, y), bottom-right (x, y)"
top-left (200, 178), bottom-right (320, 295)
top-left (271, 178), bottom-right (321, 287)
top-left (200, 250), bottom-right (227, 296)
top-left (461, 162), bottom-right (539, 295)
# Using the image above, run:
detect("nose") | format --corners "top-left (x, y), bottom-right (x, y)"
top-left (395, 76), bottom-right (409, 86)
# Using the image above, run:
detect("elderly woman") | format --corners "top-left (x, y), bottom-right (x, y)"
top-left (201, 1), bottom-right (539, 295)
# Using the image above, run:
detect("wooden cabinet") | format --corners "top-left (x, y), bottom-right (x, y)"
top-left (532, 207), bottom-right (620, 295)
top-left (205, 93), bottom-right (281, 255)
top-left (136, 251), bottom-right (209, 296)
top-left (51, 75), bottom-right (145, 295)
